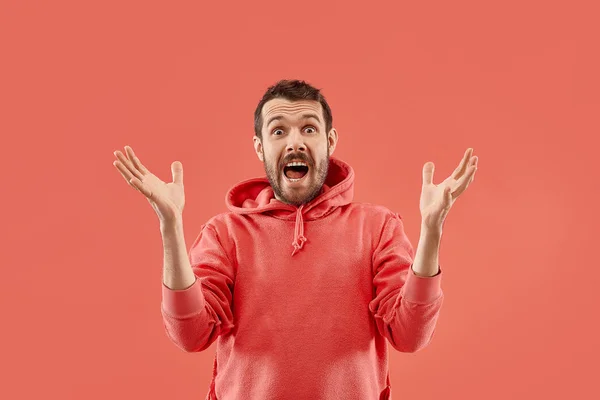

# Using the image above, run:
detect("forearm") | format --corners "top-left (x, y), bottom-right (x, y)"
top-left (411, 224), bottom-right (442, 277)
top-left (160, 218), bottom-right (196, 290)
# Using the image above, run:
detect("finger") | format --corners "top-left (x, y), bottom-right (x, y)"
top-left (115, 149), bottom-right (144, 181)
top-left (171, 161), bottom-right (183, 185)
top-left (114, 150), bottom-right (144, 181)
top-left (422, 162), bottom-right (434, 186)
top-left (470, 155), bottom-right (478, 167)
top-left (113, 160), bottom-right (136, 187)
top-left (457, 164), bottom-right (477, 189)
top-left (444, 185), bottom-right (453, 207)
top-left (129, 176), bottom-right (153, 198)
top-left (451, 148), bottom-right (473, 179)
top-left (125, 146), bottom-right (150, 174)
top-left (452, 165), bottom-right (477, 198)
top-left (470, 159), bottom-right (478, 182)
top-left (464, 156), bottom-right (478, 184)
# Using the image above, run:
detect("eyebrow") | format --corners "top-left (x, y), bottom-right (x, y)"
top-left (266, 113), bottom-right (322, 127)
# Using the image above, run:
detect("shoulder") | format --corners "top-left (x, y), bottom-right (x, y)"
top-left (346, 201), bottom-right (404, 221)
top-left (201, 211), bottom-right (238, 232)
top-left (340, 202), bottom-right (407, 239)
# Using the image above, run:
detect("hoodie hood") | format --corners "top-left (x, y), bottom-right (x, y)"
top-left (225, 157), bottom-right (355, 256)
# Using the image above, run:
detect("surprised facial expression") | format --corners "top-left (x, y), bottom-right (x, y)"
top-left (254, 98), bottom-right (338, 206)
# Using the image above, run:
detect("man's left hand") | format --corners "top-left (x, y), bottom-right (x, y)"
top-left (420, 147), bottom-right (478, 232)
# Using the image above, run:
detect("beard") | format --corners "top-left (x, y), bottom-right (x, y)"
top-left (263, 146), bottom-right (330, 207)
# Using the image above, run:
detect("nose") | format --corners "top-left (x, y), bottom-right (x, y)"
top-left (286, 129), bottom-right (306, 153)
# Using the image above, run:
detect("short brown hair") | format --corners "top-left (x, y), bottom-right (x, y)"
top-left (254, 79), bottom-right (333, 140)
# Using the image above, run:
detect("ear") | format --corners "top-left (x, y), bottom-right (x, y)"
top-left (253, 136), bottom-right (264, 162)
top-left (327, 128), bottom-right (338, 156)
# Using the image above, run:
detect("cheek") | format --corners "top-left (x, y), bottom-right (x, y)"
top-left (263, 144), bottom-right (281, 162)
top-left (264, 151), bottom-right (281, 171)
top-left (316, 148), bottom-right (328, 162)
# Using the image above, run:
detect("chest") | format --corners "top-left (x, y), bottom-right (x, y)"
top-left (231, 216), bottom-right (378, 307)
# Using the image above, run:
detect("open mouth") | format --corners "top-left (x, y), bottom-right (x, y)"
top-left (283, 161), bottom-right (309, 182)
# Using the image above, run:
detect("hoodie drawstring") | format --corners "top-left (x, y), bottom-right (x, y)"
top-left (291, 204), bottom-right (307, 256)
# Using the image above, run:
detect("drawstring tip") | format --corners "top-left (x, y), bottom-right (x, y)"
top-left (291, 236), bottom-right (307, 256)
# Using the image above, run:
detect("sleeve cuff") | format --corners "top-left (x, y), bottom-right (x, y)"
top-left (161, 277), bottom-right (206, 317)
top-left (402, 265), bottom-right (443, 304)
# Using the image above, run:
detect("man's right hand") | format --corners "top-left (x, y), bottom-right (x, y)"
top-left (113, 145), bottom-right (185, 225)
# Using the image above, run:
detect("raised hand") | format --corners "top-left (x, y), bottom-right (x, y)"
top-left (420, 147), bottom-right (478, 231)
top-left (113, 146), bottom-right (185, 224)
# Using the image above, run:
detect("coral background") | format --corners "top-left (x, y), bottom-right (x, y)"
top-left (1, 0), bottom-right (597, 398)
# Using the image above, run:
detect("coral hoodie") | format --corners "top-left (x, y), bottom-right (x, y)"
top-left (161, 157), bottom-right (444, 400)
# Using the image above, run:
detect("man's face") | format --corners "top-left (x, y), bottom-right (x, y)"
top-left (253, 98), bottom-right (338, 206)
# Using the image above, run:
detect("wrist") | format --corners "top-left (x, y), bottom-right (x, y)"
top-left (420, 222), bottom-right (442, 238)
top-left (160, 216), bottom-right (183, 234)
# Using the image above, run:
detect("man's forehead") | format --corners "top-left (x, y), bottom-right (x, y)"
top-left (262, 99), bottom-right (322, 122)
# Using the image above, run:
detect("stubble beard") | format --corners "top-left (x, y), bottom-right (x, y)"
top-left (263, 146), bottom-right (330, 207)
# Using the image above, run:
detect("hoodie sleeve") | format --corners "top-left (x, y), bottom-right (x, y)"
top-left (368, 212), bottom-right (444, 353)
top-left (161, 223), bottom-right (236, 352)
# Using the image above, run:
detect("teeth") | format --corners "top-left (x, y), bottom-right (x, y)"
top-left (285, 161), bottom-right (307, 167)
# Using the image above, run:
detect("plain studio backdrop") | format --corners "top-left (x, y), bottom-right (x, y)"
top-left (0, 0), bottom-right (597, 399)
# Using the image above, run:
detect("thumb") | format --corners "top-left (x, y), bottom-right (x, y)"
top-left (171, 161), bottom-right (183, 185)
top-left (444, 185), bottom-right (453, 205)
top-left (422, 162), bottom-right (434, 186)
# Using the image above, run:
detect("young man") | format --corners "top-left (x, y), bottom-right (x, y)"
top-left (113, 79), bottom-right (478, 399)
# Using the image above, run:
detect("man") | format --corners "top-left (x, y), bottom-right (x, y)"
top-left (113, 79), bottom-right (478, 399)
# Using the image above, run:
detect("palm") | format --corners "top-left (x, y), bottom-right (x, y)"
top-left (420, 148), bottom-right (478, 229)
top-left (420, 177), bottom-right (453, 214)
top-left (140, 172), bottom-right (185, 215)
top-left (113, 146), bottom-right (185, 221)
